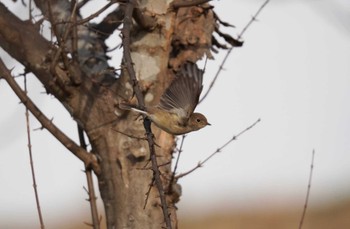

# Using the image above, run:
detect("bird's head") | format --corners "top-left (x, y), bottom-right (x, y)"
top-left (188, 113), bottom-right (211, 131)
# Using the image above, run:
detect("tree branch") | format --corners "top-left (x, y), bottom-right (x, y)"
top-left (24, 74), bottom-right (45, 229)
top-left (76, 1), bottom-right (117, 25)
top-left (199, 0), bottom-right (270, 103)
top-left (0, 59), bottom-right (101, 175)
top-left (168, 135), bottom-right (186, 193)
top-left (170, 0), bottom-right (212, 10)
top-left (0, 2), bottom-right (67, 99)
top-left (91, 5), bottom-right (125, 41)
top-left (176, 118), bottom-right (260, 179)
top-left (78, 126), bottom-right (100, 229)
top-left (299, 149), bottom-right (315, 229)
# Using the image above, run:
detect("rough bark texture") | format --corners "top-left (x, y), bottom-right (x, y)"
top-left (0, 0), bottom-right (217, 228)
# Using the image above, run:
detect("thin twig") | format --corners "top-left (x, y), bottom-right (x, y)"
top-left (77, 0), bottom-right (90, 9)
top-left (170, 0), bottom-right (212, 10)
top-left (121, 3), bottom-right (146, 108)
top-left (92, 6), bottom-right (125, 41)
top-left (24, 75), bottom-right (45, 229)
top-left (143, 177), bottom-right (155, 209)
top-left (78, 126), bottom-right (100, 229)
top-left (299, 149), bottom-right (315, 229)
top-left (46, 0), bottom-right (73, 95)
top-left (167, 135), bottom-right (186, 192)
top-left (199, 0), bottom-right (270, 103)
top-left (0, 59), bottom-right (100, 174)
top-left (176, 118), bottom-right (260, 179)
top-left (76, 1), bottom-right (116, 25)
top-left (112, 128), bottom-right (147, 141)
top-left (121, 1), bottom-right (172, 228)
top-left (69, 0), bottom-right (82, 85)
top-left (28, 0), bottom-right (33, 21)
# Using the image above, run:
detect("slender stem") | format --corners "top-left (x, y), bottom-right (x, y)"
top-left (299, 149), bottom-right (315, 229)
top-left (176, 118), bottom-right (260, 179)
top-left (168, 135), bottom-right (186, 192)
top-left (199, 0), bottom-right (270, 103)
top-left (24, 75), bottom-right (45, 229)
top-left (170, 0), bottom-right (212, 10)
top-left (76, 1), bottom-right (116, 25)
top-left (0, 59), bottom-right (100, 174)
top-left (78, 126), bottom-right (100, 229)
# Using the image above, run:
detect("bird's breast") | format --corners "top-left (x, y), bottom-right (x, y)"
top-left (148, 110), bottom-right (190, 135)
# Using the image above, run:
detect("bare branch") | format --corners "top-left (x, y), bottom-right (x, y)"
top-left (92, 6), bottom-right (125, 41)
top-left (76, 1), bottom-right (117, 25)
top-left (167, 135), bottom-right (186, 192)
top-left (176, 118), bottom-right (260, 179)
top-left (299, 149), bottom-right (315, 229)
top-left (199, 0), bottom-right (270, 103)
top-left (0, 3), bottom-right (67, 98)
top-left (170, 0), bottom-right (212, 10)
top-left (0, 59), bottom-right (101, 174)
top-left (143, 177), bottom-right (155, 210)
top-left (78, 126), bottom-right (100, 229)
top-left (121, 3), bottom-right (145, 109)
top-left (112, 128), bottom-right (147, 141)
top-left (24, 75), bottom-right (45, 229)
top-left (44, 0), bottom-right (115, 79)
top-left (69, 0), bottom-right (82, 86)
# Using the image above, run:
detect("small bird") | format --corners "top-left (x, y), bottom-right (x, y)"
top-left (119, 62), bottom-right (210, 135)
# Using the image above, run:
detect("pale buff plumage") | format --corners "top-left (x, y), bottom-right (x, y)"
top-left (119, 62), bottom-right (210, 135)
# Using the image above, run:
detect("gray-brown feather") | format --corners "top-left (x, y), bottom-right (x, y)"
top-left (158, 62), bottom-right (203, 124)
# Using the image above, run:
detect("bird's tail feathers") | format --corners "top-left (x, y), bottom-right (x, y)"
top-left (119, 103), bottom-right (147, 115)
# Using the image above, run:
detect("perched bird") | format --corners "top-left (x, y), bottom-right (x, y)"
top-left (119, 62), bottom-right (210, 135)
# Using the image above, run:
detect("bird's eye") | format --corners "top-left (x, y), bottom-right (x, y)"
top-left (196, 118), bottom-right (201, 123)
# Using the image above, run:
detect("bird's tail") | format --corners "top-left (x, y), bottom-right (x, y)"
top-left (118, 103), bottom-right (148, 115)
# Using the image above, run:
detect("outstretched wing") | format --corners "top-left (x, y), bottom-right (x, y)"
top-left (158, 62), bottom-right (203, 124)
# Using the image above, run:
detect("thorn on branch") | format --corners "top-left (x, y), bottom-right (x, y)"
top-left (251, 16), bottom-right (259, 22)
top-left (144, 177), bottom-right (155, 209)
top-left (33, 125), bottom-right (45, 131)
top-left (158, 161), bottom-right (171, 168)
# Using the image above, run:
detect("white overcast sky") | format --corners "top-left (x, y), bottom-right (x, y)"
top-left (1, 0), bottom-right (350, 227)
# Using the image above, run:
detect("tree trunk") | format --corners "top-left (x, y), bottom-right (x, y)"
top-left (87, 1), bottom-right (179, 227)
top-left (0, 0), bottom-right (217, 228)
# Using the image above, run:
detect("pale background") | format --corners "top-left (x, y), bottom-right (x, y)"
top-left (1, 0), bottom-right (349, 228)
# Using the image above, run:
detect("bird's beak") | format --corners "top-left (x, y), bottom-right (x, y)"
top-left (207, 123), bottom-right (211, 126)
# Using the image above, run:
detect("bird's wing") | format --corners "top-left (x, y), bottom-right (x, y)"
top-left (158, 62), bottom-right (203, 124)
